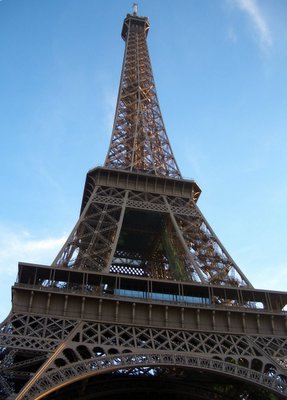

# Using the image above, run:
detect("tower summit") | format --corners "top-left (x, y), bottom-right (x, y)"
top-left (106, 9), bottom-right (181, 178)
top-left (1, 9), bottom-right (287, 400)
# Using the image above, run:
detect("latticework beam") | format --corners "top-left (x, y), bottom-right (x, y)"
top-left (104, 13), bottom-right (181, 178)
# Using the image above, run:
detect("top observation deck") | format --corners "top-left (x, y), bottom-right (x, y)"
top-left (121, 13), bottom-right (150, 40)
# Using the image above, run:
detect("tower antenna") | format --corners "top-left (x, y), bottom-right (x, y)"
top-left (132, 3), bottom-right (138, 16)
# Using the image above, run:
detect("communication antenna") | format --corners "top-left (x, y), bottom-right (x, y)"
top-left (133, 3), bottom-right (138, 16)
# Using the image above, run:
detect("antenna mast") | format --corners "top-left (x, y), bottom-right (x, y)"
top-left (133, 3), bottom-right (138, 16)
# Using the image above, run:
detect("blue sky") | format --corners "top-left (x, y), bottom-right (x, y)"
top-left (1, 0), bottom-right (287, 321)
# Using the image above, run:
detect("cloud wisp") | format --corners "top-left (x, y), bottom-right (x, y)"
top-left (234, 0), bottom-right (272, 49)
top-left (0, 226), bottom-right (66, 276)
top-left (0, 226), bottom-right (66, 322)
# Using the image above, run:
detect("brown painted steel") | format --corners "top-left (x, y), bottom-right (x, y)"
top-left (1, 10), bottom-right (287, 400)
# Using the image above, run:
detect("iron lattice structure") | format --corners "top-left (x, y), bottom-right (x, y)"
top-left (104, 13), bottom-right (181, 178)
top-left (1, 9), bottom-right (287, 400)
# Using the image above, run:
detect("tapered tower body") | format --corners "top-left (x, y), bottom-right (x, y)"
top-left (1, 9), bottom-right (287, 400)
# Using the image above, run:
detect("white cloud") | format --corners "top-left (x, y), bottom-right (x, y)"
top-left (0, 225), bottom-right (67, 322)
top-left (0, 226), bottom-right (66, 275)
top-left (234, 0), bottom-right (272, 48)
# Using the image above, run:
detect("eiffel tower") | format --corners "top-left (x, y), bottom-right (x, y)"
top-left (1, 7), bottom-right (287, 400)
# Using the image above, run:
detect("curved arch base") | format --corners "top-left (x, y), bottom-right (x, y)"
top-left (42, 367), bottom-right (282, 400)
top-left (20, 352), bottom-right (286, 400)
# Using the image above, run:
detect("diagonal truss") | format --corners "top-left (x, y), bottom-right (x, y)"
top-left (104, 13), bottom-right (181, 178)
top-left (1, 315), bottom-right (287, 399)
top-left (52, 170), bottom-right (251, 287)
top-left (1, 8), bottom-right (287, 400)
